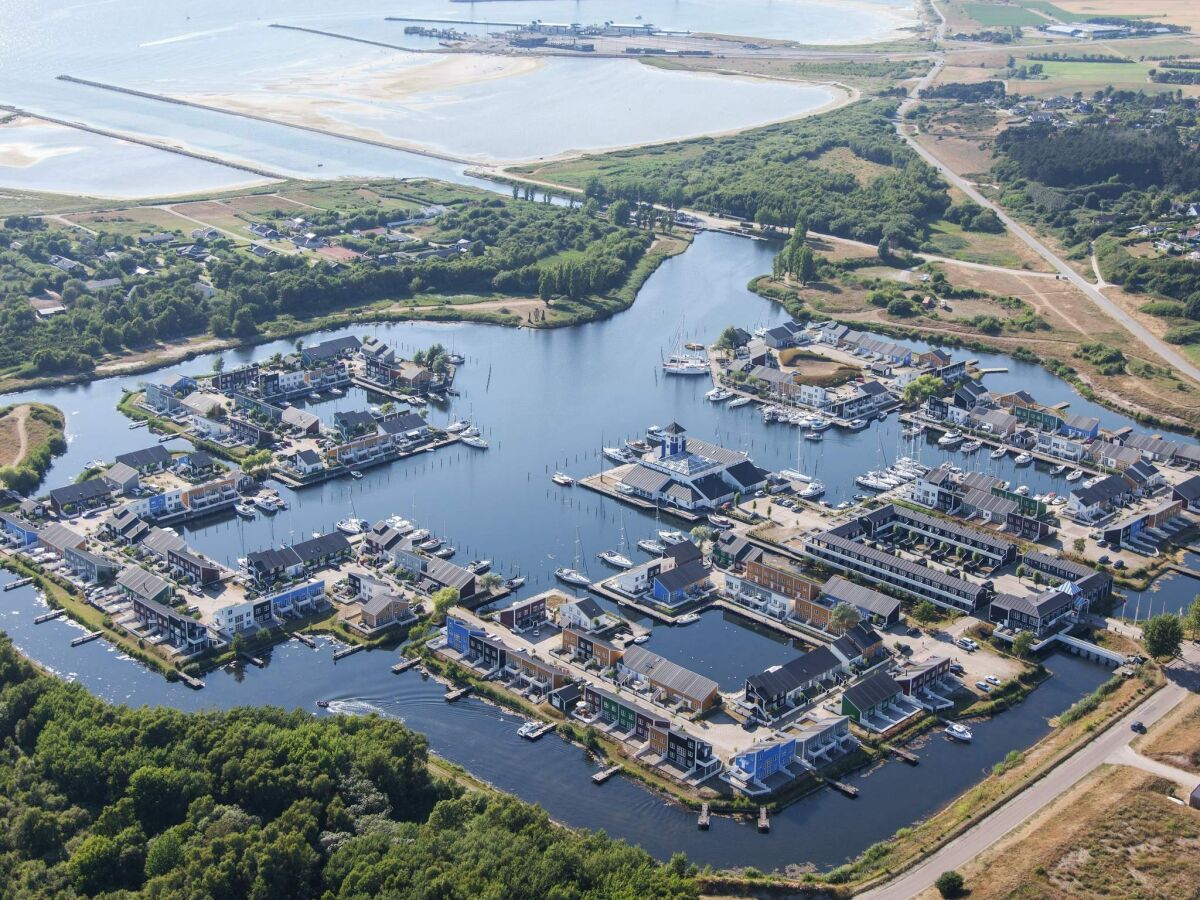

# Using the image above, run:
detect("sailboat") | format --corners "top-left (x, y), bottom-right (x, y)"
top-left (598, 519), bottom-right (633, 569)
top-left (556, 529), bottom-right (591, 586)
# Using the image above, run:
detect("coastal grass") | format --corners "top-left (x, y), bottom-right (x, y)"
top-left (0, 402), bottom-right (66, 493)
top-left (953, 1), bottom-right (1047, 27)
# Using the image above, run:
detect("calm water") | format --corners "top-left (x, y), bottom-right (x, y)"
top-left (0, 225), bottom-right (1122, 870)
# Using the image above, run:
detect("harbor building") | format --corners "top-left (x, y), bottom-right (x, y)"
top-left (859, 504), bottom-right (1018, 568)
top-left (1020, 552), bottom-right (1113, 606)
top-left (990, 584), bottom-right (1080, 637)
top-left (819, 576), bottom-right (902, 628)
top-left (616, 423), bottom-right (768, 511)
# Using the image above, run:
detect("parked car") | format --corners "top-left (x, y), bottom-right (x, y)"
top-left (985, 675), bottom-right (1000, 686)
top-left (1130, 720), bottom-right (1146, 733)
top-left (975, 681), bottom-right (991, 693)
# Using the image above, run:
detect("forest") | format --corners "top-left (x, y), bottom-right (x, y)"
top-left (0, 194), bottom-right (650, 379)
top-left (0, 635), bottom-right (698, 898)
top-left (525, 101), bottom-right (959, 250)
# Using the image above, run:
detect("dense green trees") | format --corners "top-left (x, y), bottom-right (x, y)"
top-left (0, 634), bottom-right (698, 898)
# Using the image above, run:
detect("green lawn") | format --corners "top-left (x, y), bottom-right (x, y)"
top-left (1016, 0), bottom-right (1071, 21)
top-left (1032, 59), bottom-right (1152, 91)
top-left (957, 1), bottom-right (1047, 27)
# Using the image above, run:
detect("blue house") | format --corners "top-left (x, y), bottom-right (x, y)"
top-left (1062, 414), bottom-right (1100, 440)
top-left (446, 616), bottom-right (485, 654)
top-left (651, 559), bottom-right (709, 606)
top-left (730, 736), bottom-right (798, 784)
top-left (0, 511), bottom-right (39, 547)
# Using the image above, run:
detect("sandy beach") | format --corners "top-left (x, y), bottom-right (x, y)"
top-left (0, 119), bottom-right (82, 169)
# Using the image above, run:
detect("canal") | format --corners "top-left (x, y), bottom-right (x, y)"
top-left (0, 225), bottom-right (1124, 871)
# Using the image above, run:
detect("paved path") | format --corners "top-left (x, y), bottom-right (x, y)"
top-left (1108, 743), bottom-right (1200, 792)
top-left (859, 650), bottom-right (1199, 899)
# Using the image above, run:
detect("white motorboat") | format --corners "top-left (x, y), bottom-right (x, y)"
top-left (990, 445), bottom-right (1008, 460)
top-left (308, 392), bottom-right (321, 401)
top-left (632, 633), bottom-right (650, 644)
top-left (598, 549), bottom-right (633, 569)
top-left (461, 435), bottom-right (489, 449)
top-left (1066, 468), bottom-right (1084, 482)
top-left (603, 446), bottom-right (633, 464)
top-left (1013, 452), bottom-right (1033, 465)
top-left (336, 518), bottom-right (365, 535)
top-left (1050, 464), bottom-right (1067, 476)
top-left (505, 576), bottom-right (526, 589)
top-left (728, 396), bottom-right (754, 408)
top-left (848, 418), bottom-right (868, 430)
top-left (1015, 485), bottom-right (1031, 496)
top-left (855, 473), bottom-right (893, 491)
top-left (706, 387), bottom-right (733, 402)
top-left (418, 538), bottom-right (442, 551)
top-left (234, 503), bottom-right (256, 518)
top-left (938, 430), bottom-right (964, 448)
top-left (804, 430), bottom-right (823, 442)
top-left (446, 421), bottom-right (470, 434)
top-left (658, 530), bottom-right (689, 545)
top-left (809, 418), bottom-right (831, 432)
top-left (552, 471), bottom-right (575, 486)
top-left (461, 424), bottom-right (481, 437)
top-left (798, 480), bottom-right (825, 499)
top-left (961, 440), bottom-right (982, 453)
top-left (638, 538), bottom-right (666, 555)
top-left (625, 439), bottom-right (651, 454)
top-left (615, 483), bottom-right (636, 495)
top-left (675, 613), bottom-right (700, 625)
top-left (517, 720), bottom-right (541, 738)
top-left (434, 546), bottom-right (456, 559)
top-left (555, 567), bottom-right (591, 587)
top-left (468, 559), bottom-right (491, 574)
top-left (253, 495), bottom-right (279, 512)
top-left (944, 722), bottom-right (973, 743)
top-left (409, 528), bottom-right (430, 542)
top-left (707, 514), bottom-right (734, 529)
top-left (349, 470), bottom-right (363, 480)
top-left (386, 516), bottom-right (412, 533)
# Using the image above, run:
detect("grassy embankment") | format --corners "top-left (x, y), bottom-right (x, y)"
top-left (0, 403), bottom-right (67, 494)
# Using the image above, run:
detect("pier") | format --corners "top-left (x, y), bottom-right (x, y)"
top-left (239, 652), bottom-right (265, 668)
top-left (179, 672), bottom-right (205, 690)
top-left (900, 413), bottom-right (1102, 475)
top-left (33, 608), bottom-right (67, 624)
top-left (828, 779), bottom-right (859, 798)
top-left (332, 644), bottom-right (364, 662)
top-left (70, 630), bottom-right (103, 647)
top-left (4, 577), bottom-right (34, 591)
top-left (522, 722), bottom-right (556, 741)
top-left (292, 633), bottom-right (317, 649)
top-left (697, 803), bottom-right (711, 830)
top-left (391, 656), bottom-right (420, 674)
top-left (588, 577), bottom-right (713, 625)
top-left (757, 807), bottom-right (770, 832)
top-left (444, 686), bottom-right (472, 702)
top-left (592, 764), bottom-right (622, 785)
top-left (888, 745), bottom-right (920, 765)
top-left (577, 470), bottom-right (701, 523)
top-left (385, 15), bottom-right (522, 27)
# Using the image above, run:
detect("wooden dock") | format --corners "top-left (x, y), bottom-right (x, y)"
top-left (445, 686), bottom-right (472, 702)
top-left (757, 807), bottom-right (770, 833)
top-left (292, 632), bottom-right (317, 649)
top-left (888, 746), bottom-right (920, 765)
top-left (523, 722), bottom-right (556, 741)
top-left (828, 779), bottom-right (860, 798)
top-left (70, 630), bottom-right (102, 647)
top-left (332, 644), bottom-right (364, 662)
top-left (179, 672), bottom-right (205, 690)
top-left (34, 608), bottom-right (67, 624)
top-left (4, 577), bottom-right (34, 591)
top-left (592, 764), bottom-right (622, 785)
top-left (697, 803), bottom-right (711, 830)
top-left (239, 652), bottom-right (265, 668)
top-left (391, 656), bottom-right (420, 674)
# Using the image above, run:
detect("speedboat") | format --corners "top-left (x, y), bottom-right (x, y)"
top-left (797, 480), bottom-right (825, 499)
top-left (728, 396), bottom-right (754, 408)
top-left (555, 567), bottom-right (591, 587)
top-left (446, 421), bottom-right (469, 434)
top-left (706, 387), bottom-right (733, 402)
top-left (938, 430), bottom-right (964, 448)
top-left (990, 445), bottom-right (1008, 460)
top-left (447, 353), bottom-right (465, 365)
top-left (632, 633), bottom-right (650, 644)
top-left (517, 720), bottom-right (540, 738)
top-left (461, 435), bottom-right (489, 449)
top-left (234, 503), bottom-right (256, 518)
top-left (336, 518), bottom-right (366, 535)
top-left (1013, 452), bottom-right (1033, 466)
top-left (638, 538), bottom-right (666, 555)
top-left (552, 471), bottom-right (575, 486)
top-left (675, 613), bottom-right (700, 625)
top-left (598, 549), bottom-right (633, 569)
top-left (1066, 468), bottom-right (1084, 482)
top-left (468, 559), bottom-right (491, 574)
top-left (707, 514), bottom-right (734, 529)
top-left (603, 446), bottom-right (633, 464)
top-left (658, 530), bottom-right (689, 545)
top-left (805, 430), bottom-right (823, 442)
top-left (944, 722), bottom-right (973, 743)
top-left (961, 440), bottom-right (982, 453)
top-left (1050, 464), bottom-right (1067, 476)
top-left (349, 470), bottom-right (363, 480)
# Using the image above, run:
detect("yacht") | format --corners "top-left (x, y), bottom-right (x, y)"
top-left (446, 420), bottom-right (470, 434)
top-left (990, 445), bottom-right (1008, 460)
top-left (418, 537), bottom-right (442, 551)
top-left (960, 439), bottom-right (982, 453)
top-left (632, 633), bottom-right (651, 644)
top-left (848, 418), bottom-right (868, 430)
top-left (1013, 452), bottom-right (1033, 466)
top-left (797, 480), bottom-right (825, 499)
top-left (552, 471), bottom-right (575, 486)
top-left (675, 613), bottom-right (701, 625)
top-left (662, 354), bottom-right (708, 376)
top-left (234, 503), bottom-right (256, 519)
top-left (555, 567), bottom-right (591, 587)
top-left (598, 549), bottom-right (633, 569)
top-left (460, 424), bottom-right (481, 437)
top-left (901, 423), bottom-right (925, 437)
top-left (707, 514), bottom-right (734, 529)
top-left (809, 418), bottom-right (831, 432)
top-left (1066, 468), bottom-right (1084, 482)
top-left (728, 396), bottom-right (754, 408)
top-left (336, 518), bottom-right (366, 536)
top-left (447, 353), bottom-right (465, 365)
top-left (658, 530), bottom-right (690, 545)
top-left (706, 387), bottom-right (733, 402)
top-left (253, 495), bottom-right (279, 512)
top-left (468, 559), bottom-right (491, 574)
top-left (1050, 464), bottom-right (1067, 476)
top-left (938, 430), bottom-right (964, 448)
top-left (434, 546), bottom-right (456, 559)
top-left (408, 528), bottom-right (430, 542)
top-left (385, 516), bottom-right (413, 534)
top-left (603, 446), bottom-right (633, 464)
top-left (349, 470), bottom-right (363, 480)
top-left (855, 473), bottom-right (894, 491)
top-left (461, 435), bottom-right (489, 449)
top-left (1015, 485), bottom-right (1031, 496)
top-left (624, 439), bottom-right (651, 454)
top-left (804, 430), bottom-right (823, 442)
top-left (944, 722), bottom-right (973, 743)
top-left (638, 538), bottom-right (666, 555)
top-left (517, 720), bottom-right (541, 739)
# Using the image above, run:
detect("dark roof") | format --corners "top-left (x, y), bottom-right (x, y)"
top-left (117, 565), bottom-right (171, 601)
top-left (844, 622), bottom-right (883, 652)
top-left (425, 558), bottom-right (475, 592)
top-left (821, 575), bottom-right (901, 620)
top-left (1071, 474), bottom-right (1127, 507)
top-left (991, 587), bottom-right (1074, 618)
top-left (724, 459), bottom-right (768, 490)
top-left (182, 450), bottom-right (215, 469)
top-left (654, 559), bottom-right (708, 593)
top-left (333, 410), bottom-right (377, 432)
top-left (843, 670), bottom-right (901, 712)
top-left (620, 645), bottom-right (717, 702)
top-left (1174, 474), bottom-right (1200, 501)
top-left (115, 444), bottom-right (172, 470)
top-left (662, 423), bottom-right (687, 435)
top-left (565, 594), bottom-right (606, 620)
top-left (142, 527), bottom-right (187, 557)
top-left (378, 412), bottom-right (428, 435)
top-left (618, 465), bottom-right (673, 494)
top-left (49, 478), bottom-right (112, 507)
top-left (293, 531), bottom-right (350, 562)
top-left (747, 646), bottom-right (840, 698)
top-left (663, 539), bottom-right (702, 566)
top-left (304, 335), bottom-right (361, 360)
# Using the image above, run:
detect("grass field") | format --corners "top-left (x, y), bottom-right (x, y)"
top-left (953, 1), bottom-right (1048, 27)
top-left (1137, 692), bottom-right (1200, 774)
top-left (65, 206), bottom-right (191, 238)
top-left (1033, 58), bottom-right (1153, 90)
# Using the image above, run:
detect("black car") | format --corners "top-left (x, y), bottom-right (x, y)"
top-left (907, 627), bottom-right (921, 638)
top-left (1130, 721), bottom-right (1146, 733)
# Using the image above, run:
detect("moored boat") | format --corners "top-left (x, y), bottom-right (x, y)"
top-left (1066, 468), bottom-right (1084, 481)
top-left (552, 471), bottom-right (574, 486)
top-left (938, 430), bottom-right (964, 448)
top-left (598, 549), bottom-right (633, 569)
top-left (461, 435), bottom-right (489, 449)
top-left (945, 722), bottom-right (973, 743)
top-left (555, 567), bottom-right (590, 587)
top-left (1013, 452), bottom-right (1033, 465)
top-left (637, 538), bottom-right (666, 555)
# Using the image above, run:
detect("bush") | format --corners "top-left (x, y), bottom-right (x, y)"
top-left (936, 870), bottom-right (965, 898)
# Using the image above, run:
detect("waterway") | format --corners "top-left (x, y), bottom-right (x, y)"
top-left (0, 224), bottom-right (1122, 871)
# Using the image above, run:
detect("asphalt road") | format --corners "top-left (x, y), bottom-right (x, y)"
top-left (860, 652), bottom-right (1199, 899)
